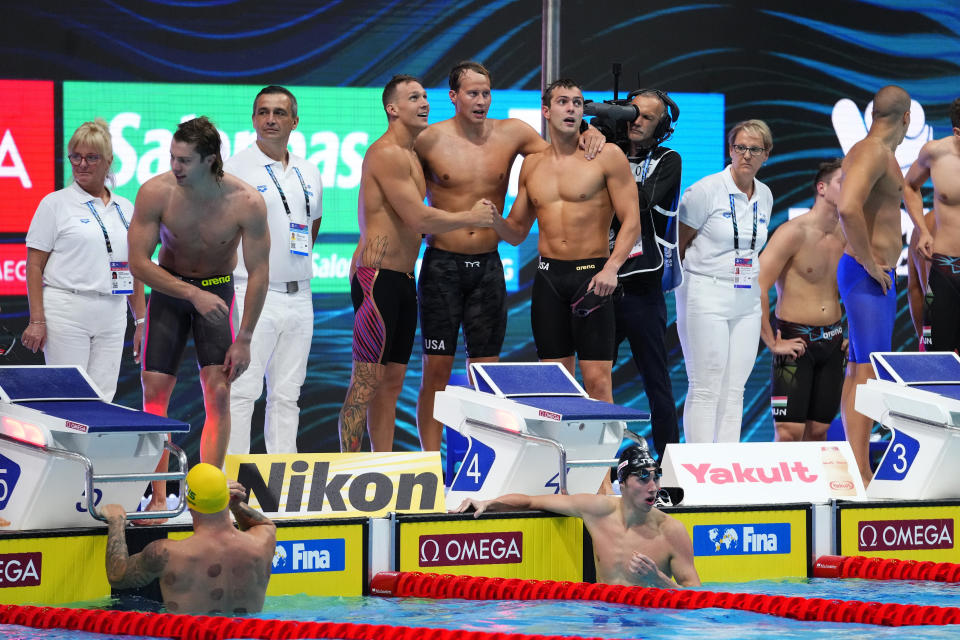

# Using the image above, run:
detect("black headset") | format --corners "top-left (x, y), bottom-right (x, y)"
top-left (627, 88), bottom-right (680, 143)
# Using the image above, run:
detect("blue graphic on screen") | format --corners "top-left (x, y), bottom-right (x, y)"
top-left (0, 454), bottom-right (20, 511)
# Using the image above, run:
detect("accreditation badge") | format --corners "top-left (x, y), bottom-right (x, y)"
top-left (289, 222), bottom-right (310, 256)
top-left (110, 261), bottom-right (134, 295)
top-left (733, 256), bottom-right (755, 289)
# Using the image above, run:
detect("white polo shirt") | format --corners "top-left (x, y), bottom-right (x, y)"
top-left (26, 182), bottom-right (134, 294)
top-left (225, 144), bottom-right (322, 283)
top-left (678, 165), bottom-right (773, 279)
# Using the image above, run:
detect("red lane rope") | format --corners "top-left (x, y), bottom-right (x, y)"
top-left (0, 604), bottom-right (604, 640)
top-left (814, 554), bottom-right (960, 582)
top-left (369, 571), bottom-right (960, 627)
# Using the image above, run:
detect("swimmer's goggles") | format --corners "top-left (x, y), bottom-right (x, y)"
top-left (624, 467), bottom-right (663, 483)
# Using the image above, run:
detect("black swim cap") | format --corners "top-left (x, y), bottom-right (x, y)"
top-left (617, 442), bottom-right (657, 484)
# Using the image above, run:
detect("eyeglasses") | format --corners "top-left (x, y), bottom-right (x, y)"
top-left (630, 468), bottom-right (663, 483)
top-left (732, 144), bottom-right (766, 156)
top-left (68, 153), bottom-right (102, 165)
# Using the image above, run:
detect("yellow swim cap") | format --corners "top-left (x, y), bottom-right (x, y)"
top-left (185, 463), bottom-right (229, 514)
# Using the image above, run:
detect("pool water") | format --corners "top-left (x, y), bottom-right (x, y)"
top-left (3, 578), bottom-right (960, 639)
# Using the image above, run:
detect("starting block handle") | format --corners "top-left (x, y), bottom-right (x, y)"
top-left (86, 440), bottom-right (188, 522)
top-left (463, 419), bottom-right (618, 494)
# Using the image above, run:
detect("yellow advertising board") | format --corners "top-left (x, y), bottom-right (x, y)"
top-left (170, 518), bottom-right (367, 597)
top-left (224, 452), bottom-right (444, 519)
top-left (669, 505), bottom-right (811, 582)
top-left (0, 533), bottom-right (109, 604)
top-left (837, 500), bottom-right (960, 562)
top-left (397, 513), bottom-right (583, 581)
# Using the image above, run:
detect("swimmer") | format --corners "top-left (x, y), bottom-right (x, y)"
top-left (457, 443), bottom-right (701, 588)
top-left (338, 75), bottom-right (498, 451)
top-left (413, 61), bottom-right (604, 451)
top-left (904, 97), bottom-right (960, 352)
top-left (128, 116), bottom-right (269, 517)
top-left (836, 86), bottom-right (929, 486)
top-left (495, 79), bottom-right (641, 402)
top-left (758, 159), bottom-right (846, 441)
top-left (101, 463), bottom-right (276, 615)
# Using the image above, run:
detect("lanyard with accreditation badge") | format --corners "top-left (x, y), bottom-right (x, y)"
top-left (84, 200), bottom-right (133, 295)
top-left (729, 194), bottom-right (758, 289)
top-left (625, 150), bottom-right (655, 259)
top-left (264, 164), bottom-right (312, 256)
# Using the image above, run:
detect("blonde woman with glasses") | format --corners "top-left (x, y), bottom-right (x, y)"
top-left (22, 119), bottom-right (144, 401)
top-left (675, 120), bottom-right (774, 443)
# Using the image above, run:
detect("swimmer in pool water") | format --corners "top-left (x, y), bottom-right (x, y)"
top-left (100, 463), bottom-right (276, 614)
top-left (457, 442), bottom-right (701, 588)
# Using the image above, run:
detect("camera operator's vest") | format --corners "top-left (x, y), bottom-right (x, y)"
top-left (609, 147), bottom-right (682, 292)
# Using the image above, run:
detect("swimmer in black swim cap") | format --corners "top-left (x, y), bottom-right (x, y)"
top-left (616, 442), bottom-right (662, 486)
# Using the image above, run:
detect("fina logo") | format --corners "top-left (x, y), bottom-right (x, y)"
top-left (271, 539), bottom-right (345, 574)
top-left (693, 523), bottom-right (791, 556)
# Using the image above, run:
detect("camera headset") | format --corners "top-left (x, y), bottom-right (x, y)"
top-left (626, 88), bottom-right (680, 145)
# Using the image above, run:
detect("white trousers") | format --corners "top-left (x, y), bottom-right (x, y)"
top-left (227, 283), bottom-right (313, 454)
top-left (42, 287), bottom-right (127, 401)
top-left (675, 272), bottom-right (761, 443)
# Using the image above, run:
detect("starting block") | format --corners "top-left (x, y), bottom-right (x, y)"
top-left (435, 362), bottom-right (649, 510)
top-left (0, 366), bottom-right (190, 529)
top-left (855, 352), bottom-right (960, 500)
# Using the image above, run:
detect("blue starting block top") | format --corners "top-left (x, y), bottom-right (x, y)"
top-left (18, 401), bottom-right (189, 433)
top-left (472, 363), bottom-right (585, 397)
top-left (871, 352), bottom-right (960, 385)
top-left (515, 396), bottom-right (650, 422)
top-left (0, 365), bottom-right (189, 433)
top-left (0, 366), bottom-right (101, 401)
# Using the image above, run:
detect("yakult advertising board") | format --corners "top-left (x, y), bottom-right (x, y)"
top-left (661, 442), bottom-right (866, 506)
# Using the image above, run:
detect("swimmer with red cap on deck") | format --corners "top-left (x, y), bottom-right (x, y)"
top-left (457, 442), bottom-right (701, 588)
top-left (100, 463), bottom-right (276, 614)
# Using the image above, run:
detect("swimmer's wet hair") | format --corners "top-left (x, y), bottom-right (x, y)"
top-left (173, 116), bottom-right (224, 181)
top-left (813, 158), bottom-right (842, 193)
top-left (382, 74), bottom-right (422, 109)
top-left (542, 78), bottom-right (581, 107)
top-left (449, 61), bottom-right (491, 91)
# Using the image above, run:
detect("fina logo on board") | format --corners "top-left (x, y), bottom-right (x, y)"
top-left (271, 539), bottom-right (345, 574)
top-left (693, 523), bottom-right (791, 556)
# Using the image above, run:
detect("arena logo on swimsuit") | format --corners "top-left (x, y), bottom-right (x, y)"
top-left (0, 552), bottom-right (41, 587)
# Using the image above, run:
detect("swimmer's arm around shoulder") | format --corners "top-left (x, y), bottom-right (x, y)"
top-left (102, 504), bottom-right (168, 588)
top-left (372, 145), bottom-right (495, 233)
top-left (664, 517), bottom-right (701, 587)
top-left (493, 157), bottom-right (536, 245)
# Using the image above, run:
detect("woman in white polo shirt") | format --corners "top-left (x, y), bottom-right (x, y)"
top-left (676, 119), bottom-right (774, 443)
top-left (21, 119), bottom-right (145, 401)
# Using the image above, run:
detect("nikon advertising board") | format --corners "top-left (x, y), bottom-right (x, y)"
top-left (224, 452), bottom-right (444, 519)
top-left (837, 500), bottom-right (960, 562)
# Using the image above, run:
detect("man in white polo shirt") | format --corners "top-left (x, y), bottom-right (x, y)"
top-left (225, 85), bottom-right (322, 454)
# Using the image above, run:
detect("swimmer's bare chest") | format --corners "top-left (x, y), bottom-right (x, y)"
top-left (157, 200), bottom-right (242, 277)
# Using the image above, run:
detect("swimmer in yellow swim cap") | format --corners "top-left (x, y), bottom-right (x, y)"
top-left (100, 465), bottom-right (276, 614)
top-left (186, 462), bottom-right (229, 514)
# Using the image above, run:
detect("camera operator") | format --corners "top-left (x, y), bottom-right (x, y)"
top-left (598, 90), bottom-right (682, 462)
